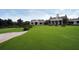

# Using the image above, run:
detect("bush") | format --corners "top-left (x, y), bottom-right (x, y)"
top-left (23, 27), bottom-right (29, 31)
top-left (23, 25), bottom-right (33, 31)
top-left (28, 25), bottom-right (33, 28)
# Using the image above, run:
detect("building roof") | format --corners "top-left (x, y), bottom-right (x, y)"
top-left (69, 18), bottom-right (79, 21)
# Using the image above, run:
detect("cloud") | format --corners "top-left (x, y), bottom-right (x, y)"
top-left (0, 9), bottom-right (79, 21)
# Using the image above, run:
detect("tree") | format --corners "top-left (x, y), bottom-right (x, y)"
top-left (7, 19), bottom-right (13, 26)
top-left (22, 21), bottom-right (30, 27)
top-left (62, 15), bottom-right (68, 26)
top-left (17, 18), bottom-right (23, 27)
top-left (3, 19), bottom-right (8, 27)
top-left (24, 21), bottom-right (30, 25)
top-left (44, 20), bottom-right (50, 25)
top-left (0, 18), bottom-right (3, 27)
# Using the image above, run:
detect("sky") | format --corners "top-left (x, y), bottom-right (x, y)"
top-left (0, 9), bottom-right (79, 21)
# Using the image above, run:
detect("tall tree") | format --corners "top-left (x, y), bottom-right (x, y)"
top-left (7, 19), bottom-right (13, 26)
top-left (17, 18), bottom-right (23, 27)
top-left (62, 15), bottom-right (68, 26)
top-left (0, 18), bottom-right (3, 27)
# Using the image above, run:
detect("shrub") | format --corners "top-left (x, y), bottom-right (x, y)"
top-left (23, 27), bottom-right (29, 31)
top-left (23, 25), bottom-right (33, 31)
top-left (28, 25), bottom-right (33, 28)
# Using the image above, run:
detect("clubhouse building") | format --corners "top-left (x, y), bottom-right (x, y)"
top-left (30, 14), bottom-right (79, 25)
top-left (30, 19), bottom-right (45, 25)
top-left (48, 14), bottom-right (65, 25)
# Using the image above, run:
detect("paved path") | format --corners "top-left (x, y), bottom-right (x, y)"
top-left (0, 31), bottom-right (27, 43)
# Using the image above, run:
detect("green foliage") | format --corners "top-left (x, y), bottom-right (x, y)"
top-left (62, 15), bottom-right (68, 26)
top-left (23, 27), bottom-right (29, 31)
top-left (0, 18), bottom-right (31, 28)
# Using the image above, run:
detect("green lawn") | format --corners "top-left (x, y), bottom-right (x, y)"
top-left (0, 28), bottom-right (22, 34)
top-left (0, 26), bottom-right (79, 50)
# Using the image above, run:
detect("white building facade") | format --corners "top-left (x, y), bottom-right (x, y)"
top-left (68, 18), bottom-right (79, 25)
top-left (30, 19), bottom-right (45, 25)
top-left (30, 14), bottom-right (79, 25)
top-left (48, 14), bottom-right (64, 25)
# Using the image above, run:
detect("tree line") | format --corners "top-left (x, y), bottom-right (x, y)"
top-left (0, 18), bottom-right (30, 28)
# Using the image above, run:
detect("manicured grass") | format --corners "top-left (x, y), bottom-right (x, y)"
top-left (0, 28), bottom-right (23, 34)
top-left (0, 26), bottom-right (79, 50)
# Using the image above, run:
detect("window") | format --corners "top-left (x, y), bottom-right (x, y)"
top-left (35, 22), bottom-right (38, 25)
top-left (40, 22), bottom-right (42, 24)
top-left (68, 22), bottom-right (73, 25)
